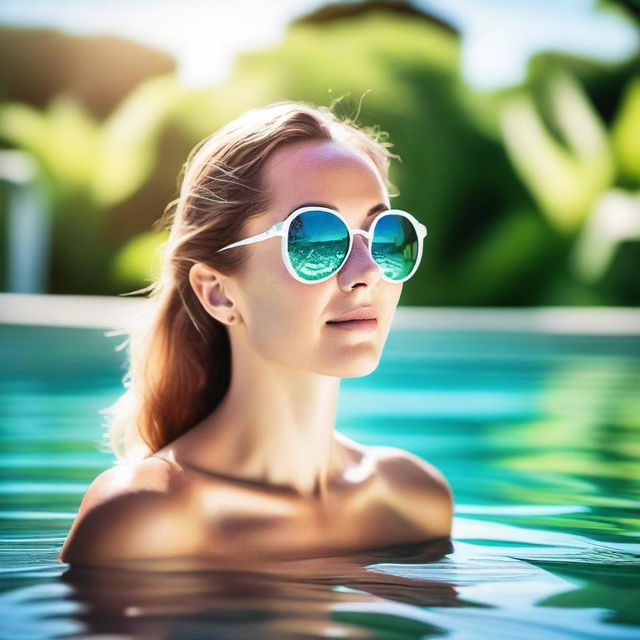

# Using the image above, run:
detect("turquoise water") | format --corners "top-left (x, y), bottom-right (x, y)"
top-left (1, 322), bottom-right (638, 639)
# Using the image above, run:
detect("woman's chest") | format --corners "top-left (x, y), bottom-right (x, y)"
top-left (180, 472), bottom-right (427, 560)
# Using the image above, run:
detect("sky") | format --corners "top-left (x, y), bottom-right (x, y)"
top-left (0, 0), bottom-right (637, 91)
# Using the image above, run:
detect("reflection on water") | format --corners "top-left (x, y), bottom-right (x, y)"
top-left (54, 539), bottom-right (460, 638)
top-left (0, 324), bottom-right (639, 638)
top-left (3, 530), bottom-right (639, 639)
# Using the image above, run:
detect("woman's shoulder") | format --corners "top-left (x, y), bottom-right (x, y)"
top-left (372, 445), bottom-right (454, 539)
top-left (57, 456), bottom-right (198, 567)
top-left (373, 446), bottom-right (452, 489)
top-left (75, 455), bottom-right (188, 511)
top-left (335, 433), bottom-right (453, 503)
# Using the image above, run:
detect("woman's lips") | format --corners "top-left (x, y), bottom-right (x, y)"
top-left (326, 319), bottom-right (378, 331)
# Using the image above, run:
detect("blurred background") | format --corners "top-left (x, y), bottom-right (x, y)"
top-left (1, 0), bottom-right (638, 306)
top-left (1, 4), bottom-right (640, 636)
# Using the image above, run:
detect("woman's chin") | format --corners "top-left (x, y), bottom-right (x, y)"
top-left (325, 356), bottom-right (380, 378)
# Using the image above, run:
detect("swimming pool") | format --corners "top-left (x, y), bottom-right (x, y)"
top-left (1, 308), bottom-right (639, 639)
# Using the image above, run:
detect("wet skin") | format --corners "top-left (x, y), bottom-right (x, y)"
top-left (58, 434), bottom-right (453, 568)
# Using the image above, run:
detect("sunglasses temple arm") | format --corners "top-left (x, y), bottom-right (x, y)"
top-left (216, 222), bottom-right (285, 253)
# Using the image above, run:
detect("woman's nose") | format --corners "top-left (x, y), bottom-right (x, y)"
top-left (338, 232), bottom-right (381, 283)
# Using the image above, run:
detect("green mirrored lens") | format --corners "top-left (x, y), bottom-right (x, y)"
top-left (287, 210), bottom-right (349, 281)
top-left (371, 214), bottom-right (419, 280)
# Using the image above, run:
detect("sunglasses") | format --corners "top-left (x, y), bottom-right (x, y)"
top-left (216, 206), bottom-right (427, 284)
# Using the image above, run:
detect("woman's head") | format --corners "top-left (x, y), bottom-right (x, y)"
top-left (102, 99), bottom-right (401, 461)
top-left (190, 135), bottom-right (404, 380)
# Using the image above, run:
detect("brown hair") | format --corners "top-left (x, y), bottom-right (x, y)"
top-left (100, 98), bottom-right (400, 462)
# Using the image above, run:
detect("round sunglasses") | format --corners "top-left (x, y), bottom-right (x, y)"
top-left (216, 206), bottom-right (428, 284)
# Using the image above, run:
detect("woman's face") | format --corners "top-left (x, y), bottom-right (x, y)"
top-left (231, 138), bottom-right (403, 377)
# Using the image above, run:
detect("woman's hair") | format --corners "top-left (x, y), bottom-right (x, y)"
top-left (100, 97), bottom-right (400, 463)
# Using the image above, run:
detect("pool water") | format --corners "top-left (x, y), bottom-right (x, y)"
top-left (1, 322), bottom-right (638, 639)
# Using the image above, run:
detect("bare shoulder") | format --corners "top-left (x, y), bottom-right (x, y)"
top-left (373, 446), bottom-right (454, 539)
top-left (57, 456), bottom-right (199, 567)
top-left (374, 446), bottom-right (453, 494)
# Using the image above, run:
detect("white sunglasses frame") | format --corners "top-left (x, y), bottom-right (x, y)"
top-left (216, 206), bottom-right (428, 284)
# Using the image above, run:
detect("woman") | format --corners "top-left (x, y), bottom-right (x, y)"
top-left (58, 99), bottom-right (453, 568)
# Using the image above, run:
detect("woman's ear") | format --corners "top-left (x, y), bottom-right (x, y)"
top-left (188, 263), bottom-right (237, 326)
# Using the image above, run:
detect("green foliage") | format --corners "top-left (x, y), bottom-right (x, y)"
top-left (0, 10), bottom-right (637, 304)
top-left (0, 96), bottom-right (99, 196)
top-left (110, 228), bottom-right (168, 290)
top-left (499, 69), bottom-right (640, 299)
top-left (612, 76), bottom-right (640, 183)
top-left (0, 75), bottom-right (180, 293)
top-left (499, 71), bottom-right (616, 235)
top-left (92, 75), bottom-right (181, 207)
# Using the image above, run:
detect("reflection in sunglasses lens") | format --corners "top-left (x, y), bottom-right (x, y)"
top-left (288, 210), bottom-right (349, 281)
top-left (287, 210), bottom-right (419, 282)
top-left (372, 214), bottom-right (419, 281)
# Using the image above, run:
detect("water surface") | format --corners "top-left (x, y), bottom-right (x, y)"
top-left (1, 322), bottom-right (638, 639)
